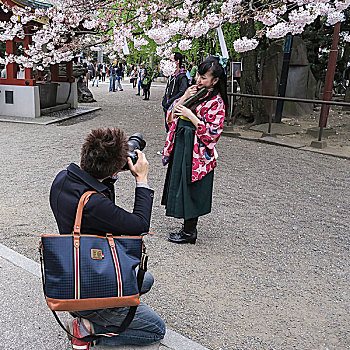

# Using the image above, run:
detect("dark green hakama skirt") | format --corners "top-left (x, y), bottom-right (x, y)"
top-left (161, 118), bottom-right (214, 220)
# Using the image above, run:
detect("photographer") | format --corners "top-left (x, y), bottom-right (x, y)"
top-left (50, 127), bottom-right (165, 349)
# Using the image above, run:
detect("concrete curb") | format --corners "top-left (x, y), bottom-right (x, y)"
top-left (0, 242), bottom-right (41, 277)
top-left (0, 243), bottom-right (210, 350)
top-left (0, 107), bottom-right (101, 125)
top-left (222, 132), bottom-right (350, 160)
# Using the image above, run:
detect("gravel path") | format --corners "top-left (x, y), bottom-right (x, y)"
top-left (0, 81), bottom-right (349, 350)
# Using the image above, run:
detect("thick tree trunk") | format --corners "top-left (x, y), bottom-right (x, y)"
top-left (238, 19), bottom-right (268, 124)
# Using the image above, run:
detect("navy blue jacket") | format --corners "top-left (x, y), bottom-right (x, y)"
top-left (50, 163), bottom-right (154, 236)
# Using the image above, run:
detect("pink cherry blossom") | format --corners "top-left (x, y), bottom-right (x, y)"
top-left (233, 37), bottom-right (259, 53)
top-left (178, 39), bottom-right (192, 51)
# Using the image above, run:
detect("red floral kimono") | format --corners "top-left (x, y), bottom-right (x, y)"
top-left (162, 93), bottom-right (225, 182)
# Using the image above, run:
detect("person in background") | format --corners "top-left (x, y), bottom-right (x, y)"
top-left (82, 62), bottom-right (89, 87)
top-left (116, 62), bottom-right (124, 91)
top-left (189, 61), bottom-right (197, 85)
top-left (88, 62), bottom-right (95, 81)
top-left (109, 64), bottom-right (117, 92)
top-left (131, 65), bottom-right (138, 88)
top-left (101, 63), bottom-right (107, 82)
top-left (161, 52), bottom-right (188, 132)
top-left (136, 65), bottom-right (144, 96)
top-left (141, 67), bottom-right (153, 101)
top-left (186, 66), bottom-right (191, 85)
top-left (92, 62), bottom-right (100, 87)
top-left (161, 56), bottom-right (228, 244)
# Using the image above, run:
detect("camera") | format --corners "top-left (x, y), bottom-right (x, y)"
top-left (123, 133), bottom-right (146, 170)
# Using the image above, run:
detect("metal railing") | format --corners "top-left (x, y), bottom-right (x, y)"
top-left (228, 93), bottom-right (350, 140)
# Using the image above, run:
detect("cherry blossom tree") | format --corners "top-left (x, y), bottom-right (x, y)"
top-left (1, 0), bottom-right (350, 73)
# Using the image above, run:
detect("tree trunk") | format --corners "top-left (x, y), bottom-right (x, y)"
top-left (238, 19), bottom-right (268, 124)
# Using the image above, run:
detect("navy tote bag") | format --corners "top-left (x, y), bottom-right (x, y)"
top-left (40, 191), bottom-right (147, 312)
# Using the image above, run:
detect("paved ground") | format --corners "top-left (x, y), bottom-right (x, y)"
top-left (0, 80), bottom-right (349, 349)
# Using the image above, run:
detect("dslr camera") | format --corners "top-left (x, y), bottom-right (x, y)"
top-left (123, 133), bottom-right (146, 170)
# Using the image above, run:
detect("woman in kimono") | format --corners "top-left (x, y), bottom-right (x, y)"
top-left (161, 56), bottom-right (228, 244)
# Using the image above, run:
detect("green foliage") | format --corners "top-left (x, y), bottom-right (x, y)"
top-left (124, 38), bottom-right (159, 67)
top-left (220, 22), bottom-right (240, 60)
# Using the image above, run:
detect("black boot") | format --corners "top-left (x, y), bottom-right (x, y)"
top-left (168, 218), bottom-right (198, 244)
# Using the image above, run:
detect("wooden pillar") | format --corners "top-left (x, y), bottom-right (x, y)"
top-left (66, 61), bottom-right (73, 79)
top-left (5, 40), bottom-right (16, 81)
top-left (319, 22), bottom-right (341, 130)
top-left (50, 63), bottom-right (59, 81)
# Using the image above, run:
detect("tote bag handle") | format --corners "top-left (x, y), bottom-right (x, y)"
top-left (73, 190), bottom-right (97, 235)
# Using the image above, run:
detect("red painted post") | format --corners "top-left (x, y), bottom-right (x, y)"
top-left (50, 64), bottom-right (59, 81)
top-left (5, 40), bottom-right (16, 81)
top-left (66, 61), bottom-right (73, 79)
top-left (319, 22), bottom-right (341, 130)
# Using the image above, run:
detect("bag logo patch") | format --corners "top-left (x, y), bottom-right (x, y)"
top-left (91, 249), bottom-right (103, 260)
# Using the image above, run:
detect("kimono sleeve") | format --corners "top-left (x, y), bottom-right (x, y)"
top-left (166, 98), bottom-right (181, 124)
top-left (196, 97), bottom-right (225, 150)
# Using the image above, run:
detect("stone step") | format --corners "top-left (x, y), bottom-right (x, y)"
top-left (41, 103), bottom-right (71, 115)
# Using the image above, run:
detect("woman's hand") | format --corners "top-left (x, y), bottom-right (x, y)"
top-left (174, 105), bottom-right (192, 118)
top-left (174, 104), bottom-right (201, 128)
top-left (183, 85), bottom-right (198, 101)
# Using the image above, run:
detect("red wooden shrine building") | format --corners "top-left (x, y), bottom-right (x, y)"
top-left (0, 0), bottom-right (77, 118)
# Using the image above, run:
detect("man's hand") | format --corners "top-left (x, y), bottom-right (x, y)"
top-left (128, 150), bottom-right (149, 184)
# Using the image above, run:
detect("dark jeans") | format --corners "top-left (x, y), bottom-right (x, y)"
top-left (75, 271), bottom-right (166, 346)
top-left (137, 81), bottom-right (141, 95)
top-left (109, 75), bottom-right (116, 91)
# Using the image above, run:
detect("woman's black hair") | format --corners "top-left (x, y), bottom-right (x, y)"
top-left (191, 56), bottom-right (228, 118)
top-left (173, 52), bottom-right (184, 67)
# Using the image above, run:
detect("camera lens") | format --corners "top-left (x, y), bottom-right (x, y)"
top-left (122, 133), bottom-right (146, 170)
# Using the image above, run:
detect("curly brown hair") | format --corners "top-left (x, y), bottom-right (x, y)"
top-left (80, 128), bottom-right (129, 179)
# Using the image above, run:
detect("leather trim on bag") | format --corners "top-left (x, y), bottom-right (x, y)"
top-left (41, 234), bottom-right (143, 239)
top-left (46, 294), bottom-right (140, 311)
